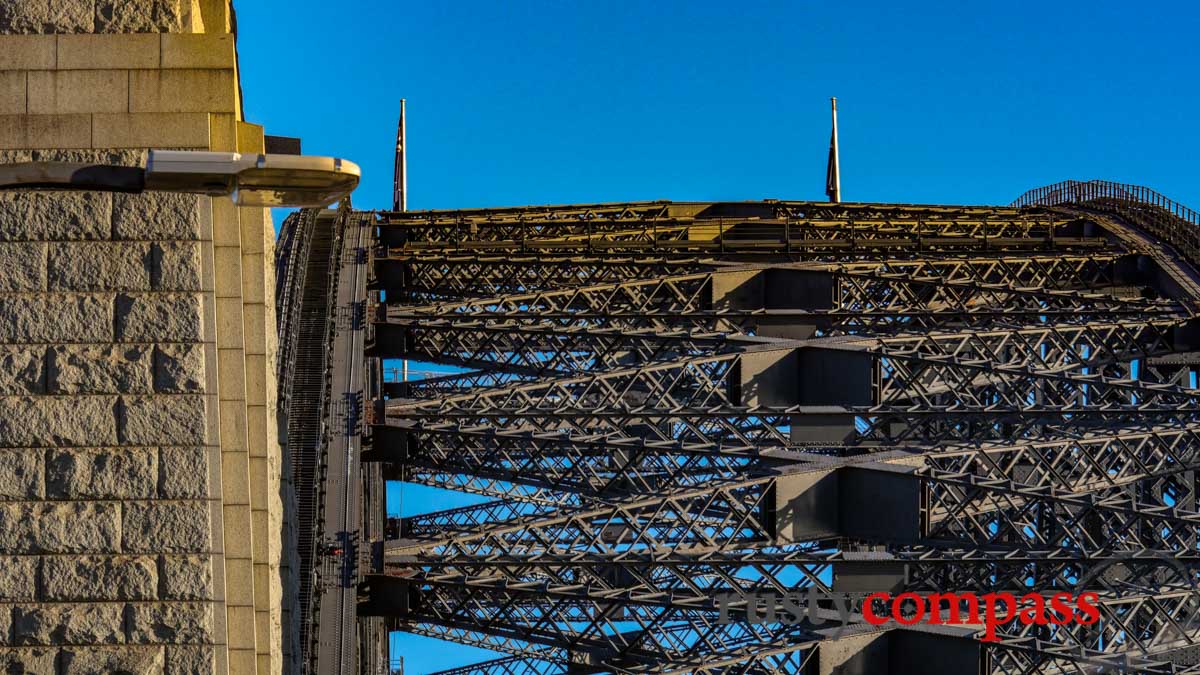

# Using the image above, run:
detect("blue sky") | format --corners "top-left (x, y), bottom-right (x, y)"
top-left (237, 1), bottom-right (1199, 213)
top-left (233, 2), bottom-right (1199, 672)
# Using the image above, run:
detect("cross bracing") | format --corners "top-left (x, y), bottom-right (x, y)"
top-left (349, 190), bottom-right (1200, 673)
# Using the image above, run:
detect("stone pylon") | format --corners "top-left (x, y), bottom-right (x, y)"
top-left (0, 1), bottom-right (289, 673)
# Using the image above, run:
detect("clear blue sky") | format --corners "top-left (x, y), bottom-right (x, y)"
top-left (237, 1), bottom-right (1198, 213)
top-left (234, 2), bottom-right (1199, 672)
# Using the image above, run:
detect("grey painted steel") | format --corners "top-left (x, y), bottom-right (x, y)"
top-left (315, 210), bottom-right (371, 674)
top-left (362, 195), bottom-right (1200, 673)
top-left (275, 190), bottom-right (1200, 673)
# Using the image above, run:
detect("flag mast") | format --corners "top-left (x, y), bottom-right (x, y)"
top-left (394, 98), bottom-right (407, 211)
top-left (826, 97), bottom-right (841, 203)
top-left (394, 99), bottom-right (410, 382)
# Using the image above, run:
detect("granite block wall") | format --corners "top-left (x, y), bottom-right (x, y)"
top-left (0, 1), bottom-right (288, 672)
top-left (0, 152), bottom-right (219, 673)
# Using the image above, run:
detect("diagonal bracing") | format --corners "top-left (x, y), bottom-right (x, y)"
top-left (353, 192), bottom-right (1200, 673)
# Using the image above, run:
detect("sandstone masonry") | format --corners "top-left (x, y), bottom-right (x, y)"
top-left (0, 153), bottom-right (220, 674)
top-left (0, 2), bottom-right (286, 673)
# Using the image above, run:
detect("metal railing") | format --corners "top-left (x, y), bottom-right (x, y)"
top-left (276, 208), bottom-right (318, 413)
top-left (1012, 179), bottom-right (1200, 266)
top-left (1012, 179), bottom-right (1200, 222)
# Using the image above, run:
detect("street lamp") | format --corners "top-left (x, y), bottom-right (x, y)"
top-left (0, 150), bottom-right (361, 208)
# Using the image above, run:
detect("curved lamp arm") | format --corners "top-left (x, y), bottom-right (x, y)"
top-left (0, 150), bottom-right (360, 208)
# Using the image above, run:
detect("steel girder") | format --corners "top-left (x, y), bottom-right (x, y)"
top-left (363, 197), bottom-right (1200, 674)
top-left (378, 253), bottom-right (1135, 302)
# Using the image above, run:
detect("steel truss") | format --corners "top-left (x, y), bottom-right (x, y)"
top-left (359, 194), bottom-right (1200, 674)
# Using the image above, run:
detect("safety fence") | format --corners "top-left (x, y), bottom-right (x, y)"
top-left (1012, 179), bottom-right (1200, 266)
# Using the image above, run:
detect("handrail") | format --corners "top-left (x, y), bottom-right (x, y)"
top-left (276, 208), bottom-right (318, 414)
top-left (1011, 179), bottom-right (1200, 267)
top-left (1012, 179), bottom-right (1200, 223)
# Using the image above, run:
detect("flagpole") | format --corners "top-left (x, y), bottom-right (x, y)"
top-left (394, 99), bottom-right (407, 212)
top-left (395, 99), bottom-right (410, 383)
top-left (830, 97), bottom-right (840, 203)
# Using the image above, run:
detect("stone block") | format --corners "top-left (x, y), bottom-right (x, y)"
top-left (112, 191), bottom-right (201, 240)
top-left (0, 347), bottom-right (45, 394)
top-left (50, 294), bottom-right (116, 343)
top-left (43, 394), bottom-right (120, 444)
top-left (0, 243), bottom-right (47, 292)
top-left (240, 210), bottom-right (268, 256)
top-left (0, 502), bottom-right (121, 553)
top-left (209, 195), bottom-right (242, 246)
top-left (217, 407), bottom-right (244, 458)
top-left (92, 111), bottom-right (211, 150)
top-left (159, 446), bottom-right (207, 498)
top-left (0, 449), bottom-right (43, 499)
top-left (115, 293), bottom-right (203, 341)
top-left (227, 649), bottom-right (255, 674)
top-left (28, 70), bottom-right (129, 114)
top-left (128, 602), bottom-right (212, 644)
top-left (154, 344), bottom-right (204, 393)
top-left (0, 113), bottom-right (91, 150)
top-left (0, 504), bottom-right (41, 551)
top-left (152, 241), bottom-right (202, 290)
top-left (161, 33), bottom-right (235, 69)
top-left (249, 457), bottom-right (267, 507)
top-left (197, 0), bottom-right (230, 33)
top-left (213, 298), bottom-right (243, 347)
top-left (130, 69), bottom-right (235, 113)
top-left (221, 507), bottom-right (251, 564)
top-left (0, 71), bottom-right (24, 115)
top-left (220, 454), bottom-right (247, 506)
top-left (235, 121), bottom-right (264, 154)
top-left (0, 295), bottom-right (114, 344)
top-left (59, 647), bottom-right (165, 675)
top-left (58, 33), bottom-right (160, 69)
top-left (245, 406), bottom-right (267, 456)
top-left (0, 555), bottom-right (37, 600)
top-left (122, 500), bottom-right (210, 552)
top-left (0, 189), bottom-right (110, 241)
top-left (245, 354), bottom-right (266, 403)
top-left (48, 242), bottom-right (153, 291)
top-left (208, 112), bottom-right (235, 152)
top-left (242, 305), bottom-right (266, 357)
top-left (0, 396), bottom-right (118, 447)
top-left (46, 447), bottom-right (157, 498)
top-left (225, 603), bottom-right (253, 646)
top-left (240, 254), bottom-right (264, 301)
top-left (43, 555), bottom-right (158, 601)
top-left (0, 398), bottom-right (46, 446)
top-left (119, 394), bottom-right (206, 445)
top-left (164, 646), bottom-right (214, 675)
top-left (223, 555), bottom-right (251, 603)
top-left (27, 147), bottom-right (145, 165)
top-left (216, 348), bottom-right (245, 401)
top-left (12, 603), bottom-right (125, 645)
top-left (48, 344), bottom-right (153, 394)
top-left (0, 648), bottom-right (55, 675)
top-left (0, 35), bottom-right (56, 69)
top-left (251, 509), bottom-right (267, 561)
top-left (95, 0), bottom-right (184, 33)
top-left (211, 245), bottom-right (239, 296)
top-left (0, 0), bottom-right (93, 34)
top-left (161, 554), bottom-right (212, 599)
